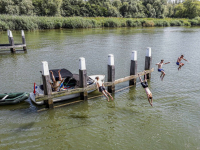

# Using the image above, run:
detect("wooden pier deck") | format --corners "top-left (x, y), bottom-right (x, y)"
top-left (0, 30), bottom-right (27, 53)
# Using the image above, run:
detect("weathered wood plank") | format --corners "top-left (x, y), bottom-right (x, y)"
top-left (35, 68), bottom-right (154, 102)
top-left (0, 44), bottom-right (26, 49)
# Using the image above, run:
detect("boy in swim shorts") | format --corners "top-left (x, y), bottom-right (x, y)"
top-left (176, 55), bottom-right (188, 70)
top-left (138, 71), bottom-right (153, 106)
top-left (95, 76), bottom-right (113, 102)
top-left (156, 60), bottom-right (170, 81)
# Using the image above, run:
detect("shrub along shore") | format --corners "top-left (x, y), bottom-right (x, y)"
top-left (1, 15), bottom-right (200, 31)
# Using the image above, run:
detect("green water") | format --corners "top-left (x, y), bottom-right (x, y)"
top-left (0, 27), bottom-right (200, 150)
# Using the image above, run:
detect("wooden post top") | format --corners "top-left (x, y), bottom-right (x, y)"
top-left (131, 51), bottom-right (137, 61)
top-left (21, 30), bottom-right (25, 37)
top-left (79, 57), bottom-right (86, 70)
top-left (42, 61), bottom-right (49, 76)
top-left (108, 54), bottom-right (114, 65)
top-left (146, 47), bottom-right (151, 57)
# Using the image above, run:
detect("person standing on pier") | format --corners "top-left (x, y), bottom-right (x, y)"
top-left (176, 55), bottom-right (188, 71)
top-left (49, 69), bottom-right (64, 91)
top-left (138, 71), bottom-right (153, 106)
top-left (156, 60), bottom-right (170, 81)
top-left (95, 76), bottom-right (113, 102)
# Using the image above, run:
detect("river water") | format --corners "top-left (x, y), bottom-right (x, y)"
top-left (0, 27), bottom-right (200, 150)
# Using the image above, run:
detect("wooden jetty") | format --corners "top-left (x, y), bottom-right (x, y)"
top-left (36, 48), bottom-right (153, 109)
top-left (0, 30), bottom-right (27, 53)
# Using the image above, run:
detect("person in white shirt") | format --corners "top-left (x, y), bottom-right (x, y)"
top-left (156, 60), bottom-right (170, 81)
top-left (138, 71), bottom-right (153, 106)
top-left (95, 76), bottom-right (113, 102)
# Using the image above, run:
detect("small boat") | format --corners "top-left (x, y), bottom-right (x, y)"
top-left (0, 92), bottom-right (29, 105)
top-left (30, 68), bottom-right (105, 105)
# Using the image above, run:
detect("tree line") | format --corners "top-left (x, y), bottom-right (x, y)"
top-left (0, 0), bottom-right (200, 19)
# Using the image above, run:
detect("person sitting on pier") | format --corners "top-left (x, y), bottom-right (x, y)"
top-left (156, 60), bottom-right (170, 81)
top-left (176, 55), bottom-right (188, 71)
top-left (95, 76), bottom-right (113, 102)
top-left (49, 69), bottom-right (64, 91)
top-left (138, 71), bottom-right (153, 106)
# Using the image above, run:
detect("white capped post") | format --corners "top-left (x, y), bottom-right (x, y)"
top-left (21, 30), bottom-right (25, 37)
top-left (131, 51), bottom-right (137, 61)
top-left (146, 47), bottom-right (151, 57)
top-left (42, 61), bottom-right (50, 76)
top-left (79, 57), bottom-right (88, 100)
top-left (21, 30), bottom-right (27, 51)
top-left (41, 61), bottom-right (53, 108)
top-left (145, 47), bottom-right (152, 79)
top-left (9, 30), bottom-right (13, 38)
top-left (79, 57), bottom-right (86, 70)
top-left (108, 54), bottom-right (114, 66)
top-left (107, 54), bottom-right (115, 93)
top-left (130, 51), bottom-right (137, 86)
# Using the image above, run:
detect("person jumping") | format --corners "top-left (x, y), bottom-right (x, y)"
top-left (156, 60), bottom-right (170, 81)
top-left (138, 71), bottom-right (153, 106)
top-left (176, 55), bottom-right (188, 71)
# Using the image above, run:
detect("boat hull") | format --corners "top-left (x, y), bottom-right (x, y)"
top-left (30, 75), bottom-right (104, 105)
top-left (0, 92), bottom-right (29, 105)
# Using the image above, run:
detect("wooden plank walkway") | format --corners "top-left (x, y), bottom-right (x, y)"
top-left (35, 68), bottom-right (154, 102)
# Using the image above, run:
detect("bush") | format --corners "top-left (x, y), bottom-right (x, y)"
top-left (0, 21), bottom-right (8, 30)
top-left (143, 20), bottom-right (154, 27)
top-left (189, 19), bottom-right (199, 25)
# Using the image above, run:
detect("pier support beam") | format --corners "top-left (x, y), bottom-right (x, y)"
top-left (21, 30), bottom-right (27, 52)
top-left (107, 54), bottom-right (115, 93)
top-left (42, 61), bottom-right (53, 108)
top-left (129, 51), bottom-right (137, 86)
top-left (144, 47), bottom-right (152, 79)
top-left (79, 57), bottom-right (88, 100)
top-left (8, 31), bottom-right (15, 53)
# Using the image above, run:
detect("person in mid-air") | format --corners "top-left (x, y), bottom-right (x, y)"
top-left (49, 69), bottom-right (64, 91)
top-left (138, 71), bottom-right (153, 106)
top-left (95, 76), bottom-right (113, 102)
top-left (176, 55), bottom-right (188, 70)
top-left (156, 60), bottom-right (170, 81)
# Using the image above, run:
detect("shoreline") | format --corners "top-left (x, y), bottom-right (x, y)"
top-left (1, 15), bottom-right (200, 31)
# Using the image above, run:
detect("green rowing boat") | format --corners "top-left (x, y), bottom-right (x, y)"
top-left (0, 92), bottom-right (29, 105)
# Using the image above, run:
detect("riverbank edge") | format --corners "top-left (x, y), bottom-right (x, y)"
top-left (1, 15), bottom-right (200, 31)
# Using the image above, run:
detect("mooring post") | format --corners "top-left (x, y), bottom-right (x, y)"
top-left (129, 51), bottom-right (137, 86)
top-left (42, 61), bottom-right (54, 108)
top-left (107, 54), bottom-right (115, 93)
top-left (21, 30), bottom-right (27, 52)
top-left (144, 47), bottom-right (152, 79)
top-left (9, 30), bottom-right (15, 53)
top-left (7, 30), bottom-right (11, 44)
top-left (79, 57), bottom-right (88, 100)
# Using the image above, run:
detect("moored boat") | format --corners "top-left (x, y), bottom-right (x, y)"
top-left (30, 68), bottom-right (105, 105)
top-left (0, 92), bottom-right (29, 105)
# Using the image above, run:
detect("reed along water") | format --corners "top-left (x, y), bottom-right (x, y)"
top-left (0, 27), bottom-right (200, 149)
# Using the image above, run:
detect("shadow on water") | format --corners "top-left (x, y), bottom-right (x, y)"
top-left (13, 122), bottom-right (35, 133)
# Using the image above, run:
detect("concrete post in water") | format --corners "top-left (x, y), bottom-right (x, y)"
top-left (144, 47), bottom-right (152, 79)
top-left (42, 61), bottom-right (53, 108)
top-left (79, 57), bottom-right (88, 100)
top-left (107, 54), bottom-right (115, 93)
top-left (21, 30), bottom-right (27, 51)
top-left (129, 51), bottom-right (137, 86)
top-left (9, 30), bottom-right (15, 53)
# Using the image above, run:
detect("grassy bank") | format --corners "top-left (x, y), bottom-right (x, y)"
top-left (1, 15), bottom-right (200, 31)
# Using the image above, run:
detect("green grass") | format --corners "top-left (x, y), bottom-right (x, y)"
top-left (0, 15), bottom-right (198, 31)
